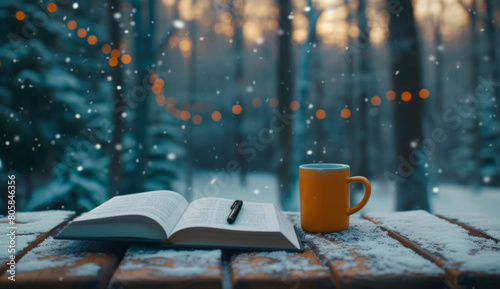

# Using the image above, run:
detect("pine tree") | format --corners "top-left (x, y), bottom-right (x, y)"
top-left (386, 0), bottom-right (429, 211)
top-left (0, 0), bottom-right (109, 212)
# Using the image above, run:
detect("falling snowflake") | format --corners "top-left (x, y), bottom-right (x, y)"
top-left (173, 19), bottom-right (185, 29)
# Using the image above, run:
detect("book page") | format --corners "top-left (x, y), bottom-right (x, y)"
top-left (74, 190), bottom-right (189, 237)
top-left (275, 209), bottom-right (301, 249)
top-left (171, 197), bottom-right (280, 234)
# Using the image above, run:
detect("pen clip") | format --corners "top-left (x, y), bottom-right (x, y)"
top-left (231, 200), bottom-right (239, 209)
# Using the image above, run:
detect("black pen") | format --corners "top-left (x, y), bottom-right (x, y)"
top-left (227, 200), bottom-right (243, 224)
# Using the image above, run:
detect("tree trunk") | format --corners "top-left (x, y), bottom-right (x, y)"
top-left (277, 0), bottom-right (295, 210)
top-left (131, 0), bottom-right (154, 193)
top-left (387, 0), bottom-right (430, 211)
top-left (433, 15), bottom-right (444, 114)
top-left (428, 0), bottom-right (444, 190)
top-left (185, 14), bottom-right (198, 201)
top-left (344, 1), bottom-right (359, 208)
top-left (290, 0), bottom-right (317, 207)
top-left (109, 0), bottom-right (125, 196)
top-left (357, 0), bottom-right (371, 179)
top-left (484, 0), bottom-right (499, 118)
top-left (232, 0), bottom-right (247, 185)
top-left (470, 0), bottom-right (480, 189)
top-left (313, 64), bottom-right (325, 161)
top-left (482, 0), bottom-right (500, 185)
top-left (345, 56), bottom-right (355, 168)
top-left (344, 0), bottom-right (357, 174)
top-left (456, 0), bottom-right (481, 187)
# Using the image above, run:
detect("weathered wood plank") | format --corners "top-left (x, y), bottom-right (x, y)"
top-left (287, 212), bottom-right (445, 289)
top-left (108, 246), bottom-right (222, 289)
top-left (438, 214), bottom-right (500, 242)
top-left (0, 211), bottom-right (75, 274)
top-left (365, 211), bottom-right (500, 289)
top-left (230, 247), bottom-right (333, 289)
top-left (0, 236), bottom-right (127, 289)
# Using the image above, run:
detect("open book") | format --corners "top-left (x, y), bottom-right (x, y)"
top-left (55, 190), bottom-right (302, 251)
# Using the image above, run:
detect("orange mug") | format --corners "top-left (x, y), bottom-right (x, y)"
top-left (299, 163), bottom-right (371, 233)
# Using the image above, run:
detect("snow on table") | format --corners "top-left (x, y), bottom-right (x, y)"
top-left (2, 210), bottom-right (499, 289)
top-left (286, 212), bottom-right (445, 288)
top-left (366, 210), bottom-right (500, 288)
top-left (0, 210), bottom-right (74, 264)
top-left (109, 245), bottom-right (222, 289)
top-left (0, 236), bottom-right (125, 288)
top-left (440, 213), bottom-right (500, 241)
top-left (230, 247), bottom-right (333, 288)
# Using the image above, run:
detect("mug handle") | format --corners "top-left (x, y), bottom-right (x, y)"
top-left (346, 176), bottom-right (371, 216)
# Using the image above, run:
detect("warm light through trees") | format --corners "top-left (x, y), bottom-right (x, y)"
top-left (159, 0), bottom-right (471, 55)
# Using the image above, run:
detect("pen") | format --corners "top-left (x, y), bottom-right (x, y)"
top-left (227, 200), bottom-right (243, 224)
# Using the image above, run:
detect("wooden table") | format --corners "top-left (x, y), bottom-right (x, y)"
top-left (1, 210), bottom-right (499, 289)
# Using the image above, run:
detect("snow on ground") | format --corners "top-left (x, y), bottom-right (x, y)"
top-left (355, 182), bottom-right (500, 218)
top-left (427, 184), bottom-right (500, 218)
top-left (185, 170), bottom-right (500, 218)
top-left (186, 170), bottom-right (279, 205)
